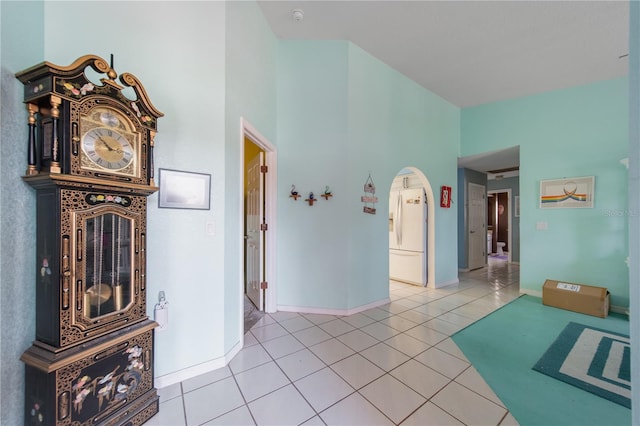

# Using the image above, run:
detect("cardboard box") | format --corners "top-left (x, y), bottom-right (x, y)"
top-left (542, 279), bottom-right (610, 318)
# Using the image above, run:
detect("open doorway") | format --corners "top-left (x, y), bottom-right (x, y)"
top-left (388, 167), bottom-right (436, 288)
top-left (487, 189), bottom-right (511, 263)
top-left (241, 119), bottom-right (277, 335)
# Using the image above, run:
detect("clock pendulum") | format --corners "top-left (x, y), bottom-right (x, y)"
top-left (114, 215), bottom-right (124, 311)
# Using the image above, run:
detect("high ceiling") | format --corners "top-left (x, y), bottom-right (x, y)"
top-left (257, 1), bottom-right (629, 174)
top-left (258, 1), bottom-right (629, 108)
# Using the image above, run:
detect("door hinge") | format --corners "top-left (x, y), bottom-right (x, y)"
top-left (260, 223), bottom-right (268, 231)
top-left (260, 281), bottom-right (268, 289)
top-left (260, 165), bottom-right (268, 173)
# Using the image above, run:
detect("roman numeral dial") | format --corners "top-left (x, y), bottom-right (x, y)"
top-left (82, 127), bottom-right (134, 171)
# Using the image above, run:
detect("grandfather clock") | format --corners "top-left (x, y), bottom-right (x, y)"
top-left (16, 55), bottom-right (163, 425)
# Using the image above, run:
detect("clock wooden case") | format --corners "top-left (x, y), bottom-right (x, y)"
top-left (16, 55), bottom-right (163, 426)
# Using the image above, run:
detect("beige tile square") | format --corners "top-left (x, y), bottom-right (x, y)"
top-left (319, 392), bottom-right (394, 426)
top-left (359, 374), bottom-right (426, 424)
top-left (309, 338), bottom-right (355, 365)
top-left (234, 361), bottom-right (290, 402)
top-left (422, 317), bottom-right (465, 336)
top-left (431, 381), bottom-right (507, 425)
top-left (361, 322), bottom-right (401, 341)
top-left (228, 344), bottom-right (272, 374)
top-left (276, 348), bottom-right (325, 381)
top-left (331, 353), bottom-right (385, 389)
top-left (261, 334), bottom-right (305, 359)
top-left (383, 333), bottom-right (431, 357)
top-left (397, 309), bottom-right (433, 324)
top-left (250, 322), bottom-right (289, 343)
top-left (183, 377), bottom-right (245, 425)
top-left (403, 324), bottom-right (448, 345)
top-left (295, 367), bottom-right (354, 411)
top-left (247, 384), bottom-right (315, 426)
top-left (413, 347), bottom-right (469, 379)
top-left (203, 405), bottom-right (254, 425)
top-left (337, 329), bottom-right (379, 352)
top-left (378, 315), bottom-right (419, 332)
top-left (318, 318), bottom-right (356, 337)
top-left (279, 315), bottom-right (316, 333)
top-left (401, 401), bottom-right (465, 426)
top-left (340, 312), bottom-right (376, 328)
top-left (293, 325), bottom-right (333, 347)
top-left (360, 342), bottom-right (410, 371)
top-left (389, 359), bottom-right (450, 399)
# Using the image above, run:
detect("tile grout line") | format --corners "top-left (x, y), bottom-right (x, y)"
top-left (167, 263), bottom-right (521, 425)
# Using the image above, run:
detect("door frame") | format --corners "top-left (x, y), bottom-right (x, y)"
top-left (240, 118), bottom-right (277, 319)
top-left (487, 188), bottom-right (512, 262)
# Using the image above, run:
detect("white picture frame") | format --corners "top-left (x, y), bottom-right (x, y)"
top-left (539, 176), bottom-right (594, 209)
top-left (158, 168), bottom-right (211, 210)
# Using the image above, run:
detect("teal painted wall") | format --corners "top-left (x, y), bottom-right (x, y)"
top-left (347, 44), bottom-right (461, 293)
top-left (225, 1), bottom-right (278, 348)
top-left (276, 41), bottom-right (460, 311)
top-left (277, 41), bottom-right (351, 309)
top-left (0, 3), bottom-right (44, 424)
top-left (462, 78), bottom-right (629, 307)
top-left (42, 1), bottom-right (228, 378)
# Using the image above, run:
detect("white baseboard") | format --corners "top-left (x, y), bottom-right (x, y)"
top-left (155, 340), bottom-right (242, 389)
top-left (520, 288), bottom-right (542, 298)
top-left (434, 278), bottom-right (460, 288)
top-left (277, 297), bottom-right (391, 317)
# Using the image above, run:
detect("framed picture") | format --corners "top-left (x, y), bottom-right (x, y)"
top-left (514, 196), bottom-right (520, 217)
top-left (539, 176), bottom-right (594, 209)
top-left (158, 168), bottom-right (211, 210)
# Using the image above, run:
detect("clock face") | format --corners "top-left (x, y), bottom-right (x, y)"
top-left (82, 128), bottom-right (134, 170)
top-left (79, 106), bottom-right (139, 176)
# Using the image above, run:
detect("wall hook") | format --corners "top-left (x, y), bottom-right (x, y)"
top-left (290, 184), bottom-right (300, 200)
top-left (321, 185), bottom-right (333, 200)
top-left (305, 192), bottom-right (317, 206)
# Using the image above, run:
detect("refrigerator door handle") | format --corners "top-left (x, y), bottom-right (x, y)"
top-left (395, 192), bottom-right (403, 246)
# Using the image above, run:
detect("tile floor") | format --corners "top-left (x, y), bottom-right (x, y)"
top-left (148, 260), bottom-right (521, 426)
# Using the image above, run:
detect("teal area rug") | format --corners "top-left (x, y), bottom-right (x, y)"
top-left (452, 295), bottom-right (630, 426)
top-left (533, 322), bottom-right (630, 409)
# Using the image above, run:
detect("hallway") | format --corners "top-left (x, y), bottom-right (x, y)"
top-left (149, 262), bottom-right (521, 425)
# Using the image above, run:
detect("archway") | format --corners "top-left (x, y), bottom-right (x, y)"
top-left (388, 167), bottom-right (435, 288)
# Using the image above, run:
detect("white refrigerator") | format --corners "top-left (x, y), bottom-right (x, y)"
top-left (389, 187), bottom-right (427, 286)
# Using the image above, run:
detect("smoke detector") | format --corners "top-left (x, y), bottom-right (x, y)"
top-left (292, 9), bottom-right (304, 22)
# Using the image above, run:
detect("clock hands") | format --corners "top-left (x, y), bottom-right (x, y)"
top-left (97, 136), bottom-right (124, 154)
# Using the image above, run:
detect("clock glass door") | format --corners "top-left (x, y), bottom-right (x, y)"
top-left (84, 212), bottom-right (132, 318)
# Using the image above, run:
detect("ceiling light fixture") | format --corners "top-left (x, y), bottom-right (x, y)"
top-left (292, 9), bottom-right (304, 22)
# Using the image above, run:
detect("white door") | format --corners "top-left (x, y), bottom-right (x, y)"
top-left (246, 152), bottom-right (264, 310)
top-left (468, 182), bottom-right (486, 270)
